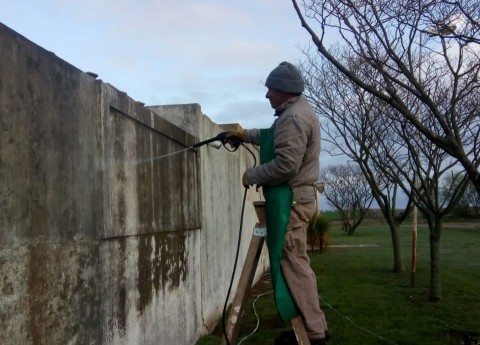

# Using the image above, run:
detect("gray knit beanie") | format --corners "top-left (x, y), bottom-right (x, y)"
top-left (265, 61), bottom-right (304, 94)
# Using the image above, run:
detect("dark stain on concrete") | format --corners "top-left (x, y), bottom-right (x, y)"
top-left (150, 138), bottom-right (201, 233)
top-left (137, 235), bottom-right (153, 314)
top-left (117, 239), bottom-right (127, 335)
top-left (113, 120), bottom-right (126, 232)
top-left (117, 285), bottom-right (127, 334)
top-left (135, 126), bottom-right (153, 234)
top-left (137, 231), bottom-right (188, 314)
top-left (27, 246), bottom-right (45, 345)
top-left (156, 231), bottom-right (188, 290)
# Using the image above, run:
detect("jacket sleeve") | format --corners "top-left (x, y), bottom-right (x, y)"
top-left (244, 128), bottom-right (261, 145)
top-left (246, 113), bottom-right (309, 186)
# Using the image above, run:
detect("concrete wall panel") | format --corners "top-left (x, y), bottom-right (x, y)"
top-left (0, 23), bottom-right (100, 345)
top-left (99, 87), bottom-right (201, 239)
top-left (0, 242), bottom-right (100, 345)
top-left (0, 24), bottom-right (98, 247)
top-left (100, 230), bottom-right (201, 345)
top-left (0, 22), bottom-right (267, 345)
top-left (97, 85), bottom-right (203, 344)
top-left (147, 104), bottom-right (202, 139)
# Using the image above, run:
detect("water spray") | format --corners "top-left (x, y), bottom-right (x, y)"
top-left (131, 131), bottom-right (242, 166)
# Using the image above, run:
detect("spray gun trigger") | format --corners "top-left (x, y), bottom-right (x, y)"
top-left (226, 136), bottom-right (242, 148)
top-left (218, 131), bottom-right (242, 149)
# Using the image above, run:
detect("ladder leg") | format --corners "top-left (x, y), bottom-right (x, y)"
top-left (220, 234), bottom-right (265, 345)
top-left (291, 315), bottom-right (311, 345)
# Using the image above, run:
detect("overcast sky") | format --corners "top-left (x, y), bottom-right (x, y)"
top-left (2, 0), bottom-right (317, 130)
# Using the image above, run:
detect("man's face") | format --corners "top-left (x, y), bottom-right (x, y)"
top-left (265, 88), bottom-right (290, 109)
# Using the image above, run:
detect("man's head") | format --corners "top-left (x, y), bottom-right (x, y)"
top-left (265, 61), bottom-right (304, 109)
top-left (265, 61), bottom-right (304, 94)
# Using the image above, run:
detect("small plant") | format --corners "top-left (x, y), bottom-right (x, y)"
top-left (307, 213), bottom-right (331, 253)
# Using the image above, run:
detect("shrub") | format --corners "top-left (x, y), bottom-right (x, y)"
top-left (307, 213), bottom-right (331, 253)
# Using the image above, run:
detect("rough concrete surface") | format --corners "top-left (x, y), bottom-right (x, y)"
top-left (0, 22), bottom-right (264, 345)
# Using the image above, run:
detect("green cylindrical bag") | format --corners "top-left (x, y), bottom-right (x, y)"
top-left (260, 128), bottom-right (300, 322)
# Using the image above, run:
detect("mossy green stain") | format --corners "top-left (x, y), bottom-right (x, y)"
top-left (137, 232), bottom-right (188, 314)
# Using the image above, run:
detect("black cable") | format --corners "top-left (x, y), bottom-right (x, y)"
top-left (221, 143), bottom-right (257, 345)
top-left (222, 186), bottom-right (248, 345)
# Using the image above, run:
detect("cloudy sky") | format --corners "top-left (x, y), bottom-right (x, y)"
top-left (2, 0), bottom-right (316, 130)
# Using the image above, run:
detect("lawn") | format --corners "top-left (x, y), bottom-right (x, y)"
top-left (195, 222), bottom-right (480, 345)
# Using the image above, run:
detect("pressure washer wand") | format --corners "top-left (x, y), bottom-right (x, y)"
top-left (193, 131), bottom-right (241, 150)
top-left (136, 132), bottom-right (241, 165)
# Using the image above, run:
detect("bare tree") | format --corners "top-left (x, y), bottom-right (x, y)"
top-left (442, 0), bottom-right (480, 44)
top-left (301, 48), bottom-right (470, 299)
top-left (369, 110), bottom-right (470, 301)
top-left (292, 0), bottom-right (480, 194)
top-left (441, 171), bottom-right (480, 216)
top-left (301, 55), bottom-right (411, 272)
top-left (321, 164), bottom-right (374, 234)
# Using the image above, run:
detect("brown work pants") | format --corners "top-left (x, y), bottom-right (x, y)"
top-left (281, 201), bottom-right (328, 340)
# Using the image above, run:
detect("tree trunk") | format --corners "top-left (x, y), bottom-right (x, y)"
top-left (428, 217), bottom-right (443, 301)
top-left (346, 219), bottom-right (354, 235)
top-left (389, 222), bottom-right (405, 273)
top-left (382, 211), bottom-right (406, 273)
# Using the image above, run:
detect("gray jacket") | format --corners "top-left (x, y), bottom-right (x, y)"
top-left (244, 96), bottom-right (320, 203)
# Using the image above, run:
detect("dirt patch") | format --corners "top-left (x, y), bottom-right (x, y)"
top-left (327, 244), bottom-right (378, 248)
top-left (443, 223), bottom-right (480, 230)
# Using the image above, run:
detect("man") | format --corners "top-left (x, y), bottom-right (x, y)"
top-left (227, 61), bottom-right (328, 345)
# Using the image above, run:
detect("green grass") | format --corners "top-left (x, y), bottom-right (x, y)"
top-left (196, 223), bottom-right (480, 345)
top-left (321, 210), bottom-right (343, 221)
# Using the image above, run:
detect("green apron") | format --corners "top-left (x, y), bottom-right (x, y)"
top-left (260, 128), bottom-right (300, 322)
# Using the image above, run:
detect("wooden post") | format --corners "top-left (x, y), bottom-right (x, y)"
top-left (411, 177), bottom-right (418, 288)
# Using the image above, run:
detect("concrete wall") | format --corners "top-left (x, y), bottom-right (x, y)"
top-left (0, 23), bottom-right (267, 345)
top-left (0, 23), bottom-right (102, 345)
top-left (150, 106), bottom-right (269, 334)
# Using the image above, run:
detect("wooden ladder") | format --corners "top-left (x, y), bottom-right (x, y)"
top-left (220, 201), bottom-right (310, 345)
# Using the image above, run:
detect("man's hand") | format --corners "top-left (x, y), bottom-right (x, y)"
top-left (242, 171), bottom-right (249, 188)
top-left (243, 171), bottom-right (261, 191)
top-left (226, 129), bottom-right (245, 144)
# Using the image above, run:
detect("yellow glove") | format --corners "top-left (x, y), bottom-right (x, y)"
top-left (226, 129), bottom-right (245, 143)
